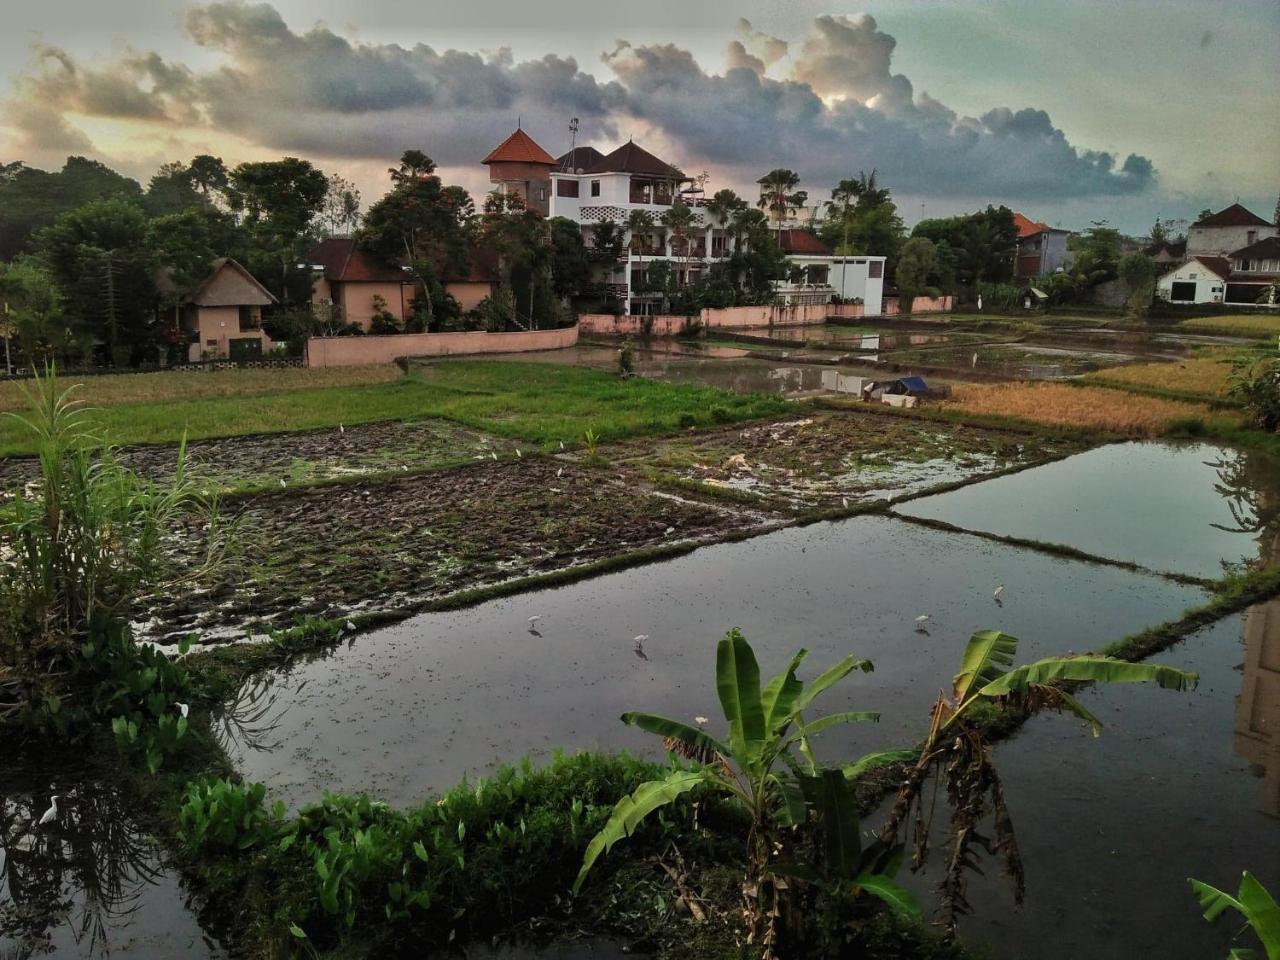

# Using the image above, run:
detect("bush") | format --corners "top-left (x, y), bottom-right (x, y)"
top-left (1228, 356), bottom-right (1280, 432)
top-left (618, 339), bottom-right (634, 376)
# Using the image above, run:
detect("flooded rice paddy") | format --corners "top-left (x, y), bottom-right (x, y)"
top-left (898, 441), bottom-right (1280, 579)
top-left (222, 513), bottom-right (1204, 809)
top-left (881, 607), bottom-right (1280, 960)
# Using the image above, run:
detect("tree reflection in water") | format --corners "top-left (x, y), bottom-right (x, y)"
top-left (0, 775), bottom-right (161, 957)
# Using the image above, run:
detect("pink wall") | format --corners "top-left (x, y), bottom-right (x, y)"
top-left (306, 325), bottom-right (579, 367)
top-left (578, 301), bottom-right (872, 336)
top-left (881, 296), bottom-right (953, 316)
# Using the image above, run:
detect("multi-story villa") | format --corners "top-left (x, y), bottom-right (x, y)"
top-left (482, 127), bottom-right (885, 315)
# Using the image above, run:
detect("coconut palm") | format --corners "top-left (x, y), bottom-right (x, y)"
top-left (756, 168), bottom-right (806, 225)
top-left (660, 201), bottom-right (699, 289)
top-left (706, 189), bottom-right (747, 255)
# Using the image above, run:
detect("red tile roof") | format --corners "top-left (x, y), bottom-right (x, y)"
top-left (1230, 235), bottom-right (1280, 260)
top-left (585, 141), bottom-right (685, 179)
top-left (776, 229), bottom-right (832, 256)
top-left (483, 128), bottom-right (556, 166)
top-left (1195, 203), bottom-right (1271, 228)
top-left (1190, 255), bottom-right (1231, 279)
top-left (306, 238), bottom-right (408, 284)
top-left (1012, 212), bottom-right (1049, 238)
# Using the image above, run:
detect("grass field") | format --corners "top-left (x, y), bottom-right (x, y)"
top-left (947, 382), bottom-right (1236, 435)
top-left (1086, 355), bottom-right (1237, 398)
top-left (0, 361), bottom-right (789, 456)
top-left (0, 365), bottom-right (402, 414)
top-left (1176, 314), bottom-right (1280, 338)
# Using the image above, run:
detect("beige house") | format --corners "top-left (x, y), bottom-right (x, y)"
top-left (306, 238), bottom-right (415, 330)
top-left (176, 259), bottom-right (276, 362)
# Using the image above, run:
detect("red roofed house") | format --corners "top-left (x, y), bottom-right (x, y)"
top-left (483, 126), bottom-right (557, 216)
top-left (1013, 212), bottom-right (1072, 279)
top-left (306, 238), bottom-right (416, 330)
top-left (773, 229), bottom-right (886, 310)
top-left (1187, 203), bottom-right (1278, 257)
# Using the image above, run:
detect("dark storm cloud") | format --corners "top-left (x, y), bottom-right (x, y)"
top-left (2, 2), bottom-right (1155, 200)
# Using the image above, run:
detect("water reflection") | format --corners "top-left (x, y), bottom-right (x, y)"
top-left (0, 771), bottom-right (220, 958)
top-left (1234, 518), bottom-right (1280, 818)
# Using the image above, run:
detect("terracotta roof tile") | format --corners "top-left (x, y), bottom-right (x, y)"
top-left (776, 229), bottom-right (832, 256)
top-left (1194, 203), bottom-right (1271, 228)
top-left (483, 128), bottom-right (556, 166)
top-left (306, 238), bottom-right (408, 284)
top-left (1012, 212), bottom-right (1050, 238)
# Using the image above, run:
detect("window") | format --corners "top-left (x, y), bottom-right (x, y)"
top-left (868, 261), bottom-right (883, 278)
top-left (556, 179), bottom-right (579, 198)
top-left (1240, 259), bottom-right (1254, 272)
top-left (1170, 281), bottom-right (1197, 301)
top-left (238, 305), bottom-right (260, 330)
top-left (538, 187), bottom-right (547, 202)
top-left (1247, 230), bottom-right (1257, 245)
top-left (590, 180), bottom-right (600, 197)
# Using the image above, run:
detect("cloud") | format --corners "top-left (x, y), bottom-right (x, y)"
top-left (0, 2), bottom-right (1156, 203)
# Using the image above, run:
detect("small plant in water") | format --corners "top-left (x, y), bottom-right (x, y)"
top-left (583, 428), bottom-right (600, 458)
top-left (618, 339), bottom-right (634, 376)
top-left (574, 628), bottom-right (915, 956)
top-left (1188, 870), bottom-right (1280, 960)
top-left (881, 629), bottom-right (1198, 934)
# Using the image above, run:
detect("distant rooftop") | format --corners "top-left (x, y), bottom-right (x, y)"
top-left (1194, 203), bottom-right (1271, 228)
top-left (483, 128), bottom-right (556, 166)
top-left (583, 141), bottom-right (686, 179)
top-left (556, 146), bottom-right (605, 173)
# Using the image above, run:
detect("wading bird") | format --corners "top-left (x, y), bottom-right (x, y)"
top-left (38, 796), bottom-right (59, 827)
top-left (914, 615), bottom-right (930, 632)
top-left (175, 702), bottom-right (189, 719)
top-left (994, 584), bottom-right (1005, 602)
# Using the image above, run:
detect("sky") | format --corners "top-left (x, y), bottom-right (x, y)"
top-left (2, 0), bottom-right (1276, 234)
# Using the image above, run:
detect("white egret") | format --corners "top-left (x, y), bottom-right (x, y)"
top-left (528, 616), bottom-right (541, 625)
top-left (993, 584), bottom-right (1005, 601)
top-left (38, 796), bottom-right (59, 827)
top-left (559, 440), bottom-right (566, 451)
top-left (491, 451), bottom-right (499, 461)
top-left (842, 496), bottom-right (849, 508)
top-left (633, 634), bottom-right (649, 650)
top-left (914, 615), bottom-right (930, 632)
top-left (176, 702), bottom-right (189, 719)
top-left (345, 620), bottom-right (356, 631)
top-left (516, 449), bottom-right (522, 458)
top-left (279, 478), bottom-right (287, 488)
top-left (694, 716), bottom-right (709, 728)
top-left (339, 423), bottom-right (345, 434)
top-left (557, 467), bottom-right (564, 478)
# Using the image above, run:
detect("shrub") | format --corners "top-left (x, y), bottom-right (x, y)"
top-left (1228, 356), bottom-right (1280, 432)
top-left (618, 339), bottom-right (634, 376)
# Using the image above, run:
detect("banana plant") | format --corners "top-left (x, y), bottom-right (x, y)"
top-left (573, 628), bottom-right (903, 951)
top-left (1189, 870), bottom-right (1280, 960)
top-left (882, 629), bottom-right (1198, 934)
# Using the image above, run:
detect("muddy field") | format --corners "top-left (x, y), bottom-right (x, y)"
top-left (608, 411), bottom-right (1086, 511)
top-left (142, 456), bottom-right (776, 643)
top-left (0, 419), bottom-right (516, 494)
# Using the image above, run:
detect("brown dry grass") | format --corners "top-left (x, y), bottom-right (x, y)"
top-left (0, 365), bottom-right (402, 413)
top-left (1087, 355), bottom-right (1236, 398)
top-left (1176, 314), bottom-right (1280, 338)
top-left (948, 382), bottom-right (1235, 435)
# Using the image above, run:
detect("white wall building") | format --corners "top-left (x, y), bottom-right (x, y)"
top-left (1154, 256), bottom-right (1228, 305)
top-left (1186, 204), bottom-right (1278, 256)
top-left (537, 135), bottom-right (884, 315)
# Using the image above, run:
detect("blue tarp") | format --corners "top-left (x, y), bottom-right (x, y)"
top-left (896, 376), bottom-right (929, 394)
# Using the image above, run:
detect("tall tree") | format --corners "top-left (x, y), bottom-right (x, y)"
top-left (756, 169), bottom-right (806, 225)
top-left (548, 217), bottom-right (590, 300)
top-left (144, 161), bottom-right (212, 217)
top-left (34, 197), bottom-right (154, 362)
top-left (317, 173), bottom-right (362, 237)
top-left (0, 156), bottom-right (143, 261)
top-left (0, 258), bottom-right (64, 367)
top-left (895, 236), bottom-right (938, 311)
top-left (911, 206), bottom-right (1017, 285)
top-left (660, 201), bottom-right (699, 290)
top-left (227, 157), bottom-right (328, 298)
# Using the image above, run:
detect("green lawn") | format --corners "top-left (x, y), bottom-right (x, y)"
top-left (0, 361), bottom-right (790, 456)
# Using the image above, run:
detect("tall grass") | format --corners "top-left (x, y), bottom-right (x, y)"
top-left (947, 382), bottom-right (1236, 435)
top-left (1176, 314), bottom-right (1280, 338)
top-left (1087, 356), bottom-right (1237, 398)
top-left (0, 365), bottom-right (401, 414)
top-left (0, 361), bottom-right (789, 455)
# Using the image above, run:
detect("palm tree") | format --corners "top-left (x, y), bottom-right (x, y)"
top-left (660, 201), bottom-right (698, 290)
top-left (626, 209), bottom-right (656, 305)
top-left (756, 168), bottom-right (806, 225)
top-left (825, 178), bottom-right (864, 254)
top-left (706, 189), bottom-right (746, 256)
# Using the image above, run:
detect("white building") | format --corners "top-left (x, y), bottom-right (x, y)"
top-left (1186, 203), bottom-right (1278, 257)
top-left (505, 132), bottom-right (886, 315)
top-left (1154, 256), bottom-right (1229, 305)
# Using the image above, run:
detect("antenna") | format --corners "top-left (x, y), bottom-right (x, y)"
top-left (567, 117), bottom-right (579, 169)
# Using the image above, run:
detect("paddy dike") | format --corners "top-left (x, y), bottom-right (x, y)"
top-left (143, 455), bottom-right (780, 644)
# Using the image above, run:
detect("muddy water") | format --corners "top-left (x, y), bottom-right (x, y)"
top-left (0, 768), bottom-right (223, 959)
top-left (224, 515), bottom-right (1203, 810)
top-left (878, 342), bottom-right (1157, 378)
top-left (881, 609), bottom-right (1280, 960)
top-left (637, 358), bottom-right (883, 395)
top-left (898, 442), bottom-right (1280, 579)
